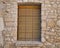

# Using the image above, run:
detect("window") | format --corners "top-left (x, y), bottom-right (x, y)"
top-left (17, 3), bottom-right (41, 41)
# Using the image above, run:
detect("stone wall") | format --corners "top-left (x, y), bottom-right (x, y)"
top-left (0, 0), bottom-right (60, 48)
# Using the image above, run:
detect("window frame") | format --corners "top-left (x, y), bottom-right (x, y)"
top-left (16, 2), bottom-right (42, 46)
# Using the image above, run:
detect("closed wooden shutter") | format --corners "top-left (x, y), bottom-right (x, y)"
top-left (17, 5), bottom-right (41, 41)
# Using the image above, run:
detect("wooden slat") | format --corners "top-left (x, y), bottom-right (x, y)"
top-left (18, 6), bottom-right (40, 9)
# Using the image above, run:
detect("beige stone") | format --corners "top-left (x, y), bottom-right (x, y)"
top-left (4, 43), bottom-right (15, 48)
top-left (5, 21), bottom-right (15, 27)
top-left (57, 20), bottom-right (60, 27)
top-left (0, 17), bottom-right (4, 31)
top-left (23, 47), bottom-right (29, 48)
top-left (42, 20), bottom-right (46, 30)
top-left (4, 17), bottom-right (15, 21)
top-left (17, 47), bottom-right (22, 48)
top-left (33, 47), bottom-right (40, 48)
top-left (47, 19), bottom-right (56, 28)
top-left (55, 44), bottom-right (60, 48)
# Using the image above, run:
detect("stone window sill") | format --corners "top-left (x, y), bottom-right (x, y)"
top-left (16, 41), bottom-right (42, 46)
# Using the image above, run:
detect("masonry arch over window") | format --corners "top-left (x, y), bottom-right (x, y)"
top-left (17, 2), bottom-right (41, 42)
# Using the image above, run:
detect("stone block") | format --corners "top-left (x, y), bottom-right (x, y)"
top-left (0, 17), bottom-right (4, 31)
top-left (47, 19), bottom-right (56, 28)
top-left (45, 45), bottom-right (55, 48)
top-left (4, 17), bottom-right (15, 21)
top-left (4, 43), bottom-right (16, 48)
top-left (17, 47), bottom-right (22, 48)
top-left (5, 21), bottom-right (15, 27)
top-left (23, 47), bottom-right (29, 48)
top-left (55, 44), bottom-right (60, 48)
top-left (42, 20), bottom-right (46, 30)
top-left (32, 47), bottom-right (40, 48)
top-left (57, 19), bottom-right (60, 27)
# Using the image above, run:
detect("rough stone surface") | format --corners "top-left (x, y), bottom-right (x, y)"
top-left (0, 0), bottom-right (60, 48)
